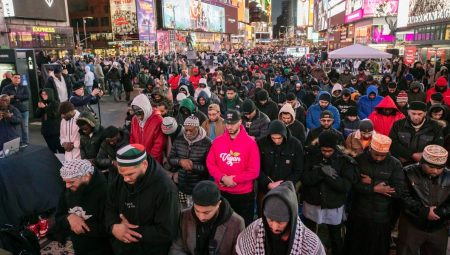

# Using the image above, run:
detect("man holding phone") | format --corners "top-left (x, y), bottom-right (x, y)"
top-left (0, 94), bottom-right (21, 148)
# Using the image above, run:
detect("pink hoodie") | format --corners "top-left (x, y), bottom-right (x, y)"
top-left (207, 125), bottom-right (260, 194)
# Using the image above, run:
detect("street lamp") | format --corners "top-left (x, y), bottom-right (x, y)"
top-left (76, 17), bottom-right (93, 51)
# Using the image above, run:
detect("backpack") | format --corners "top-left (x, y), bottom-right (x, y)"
top-left (0, 225), bottom-right (40, 255)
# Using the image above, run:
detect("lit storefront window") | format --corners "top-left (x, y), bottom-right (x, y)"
top-left (8, 27), bottom-right (74, 49)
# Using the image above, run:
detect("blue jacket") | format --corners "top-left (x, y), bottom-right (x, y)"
top-left (306, 91), bottom-right (341, 130)
top-left (1, 84), bottom-right (29, 112)
top-left (274, 75), bottom-right (287, 84)
top-left (357, 85), bottom-right (383, 119)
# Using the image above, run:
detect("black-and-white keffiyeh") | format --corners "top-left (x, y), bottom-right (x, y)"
top-left (236, 217), bottom-right (326, 255)
top-left (60, 159), bottom-right (94, 179)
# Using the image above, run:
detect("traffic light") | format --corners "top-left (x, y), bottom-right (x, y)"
top-left (154, 41), bottom-right (158, 55)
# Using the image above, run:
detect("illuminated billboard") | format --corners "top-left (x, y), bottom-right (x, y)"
top-left (363, 0), bottom-right (398, 17)
top-left (345, 0), bottom-right (398, 23)
top-left (110, 0), bottom-right (138, 35)
top-left (397, 0), bottom-right (450, 28)
top-left (2, 0), bottom-right (67, 21)
top-left (313, 0), bottom-right (329, 31)
top-left (372, 24), bottom-right (395, 43)
top-left (297, 0), bottom-right (310, 26)
top-left (136, 0), bottom-right (157, 41)
top-left (162, 0), bottom-right (226, 33)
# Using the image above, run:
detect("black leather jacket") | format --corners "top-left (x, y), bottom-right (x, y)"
top-left (389, 118), bottom-right (443, 163)
top-left (400, 164), bottom-right (450, 232)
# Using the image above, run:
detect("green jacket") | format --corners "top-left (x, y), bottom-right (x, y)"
top-left (137, 72), bottom-right (151, 88)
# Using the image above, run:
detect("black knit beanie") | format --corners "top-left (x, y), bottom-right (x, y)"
top-left (319, 130), bottom-right (337, 149)
top-left (192, 181), bottom-right (221, 206)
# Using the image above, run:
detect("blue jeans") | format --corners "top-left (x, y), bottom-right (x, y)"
top-left (20, 111), bottom-right (29, 145)
top-left (110, 81), bottom-right (122, 101)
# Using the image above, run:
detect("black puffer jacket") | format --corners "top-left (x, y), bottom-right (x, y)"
top-left (351, 151), bottom-right (403, 223)
top-left (169, 127), bottom-right (212, 194)
top-left (258, 129), bottom-right (304, 194)
top-left (400, 164), bottom-right (450, 232)
top-left (389, 117), bottom-right (443, 163)
top-left (242, 110), bottom-right (270, 140)
top-left (301, 150), bottom-right (356, 209)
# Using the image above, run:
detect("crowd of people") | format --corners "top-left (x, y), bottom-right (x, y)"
top-left (1, 48), bottom-right (450, 255)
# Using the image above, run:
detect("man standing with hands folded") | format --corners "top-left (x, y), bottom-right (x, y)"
top-left (397, 145), bottom-right (450, 255)
top-left (105, 144), bottom-right (179, 255)
top-left (344, 133), bottom-right (403, 255)
top-left (207, 110), bottom-right (260, 226)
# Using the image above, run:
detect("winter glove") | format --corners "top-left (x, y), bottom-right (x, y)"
top-left (321, 165), bottom-right (338, 179)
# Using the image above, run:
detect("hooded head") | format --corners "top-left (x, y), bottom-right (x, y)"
top-left (331, 83), bottom-right (343, 97)
top-left (278, 103), bottom-right (296, 125)
top-left (197, 90), bottom-right (210, 106)
top-left (435, 77), bottom-right (448, 88)
top-left (268, 120), bottom-right (288, 145)
top-left (317, 91), bottom-right (332, 108)
top-left (262, 181), bottom-right (298, 249)
top-left (84, 66), bottom-right (91, 73)
top-left (179, 85), bottom-right (191, 96)
top-left (405, 74), bottom-right (413, 82)
top-left (39, 88), bottom-right (55, 103)
top-left (428, 104), bottom-right (447, 121)
top-left (151, 88), bottom-right (163, 101)
top-left (131, 94), bottom-right (153, 126)
top-left (366, 85), bottom-right (379, 100)
top-left (76, 111), bottom-right (99, 135)
top-left (179, 98), bottom-right (196, 115)
top-left (375, 95), bottom-right (400, 116)
top-left (409, 81), bottom-right (422, 92)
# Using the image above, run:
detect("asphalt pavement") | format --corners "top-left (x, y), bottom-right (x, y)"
top-left (29, 91), bottom-right (133, 146)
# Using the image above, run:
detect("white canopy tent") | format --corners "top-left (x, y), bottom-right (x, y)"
top-left (328, 44), bottom-right (392, 59)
